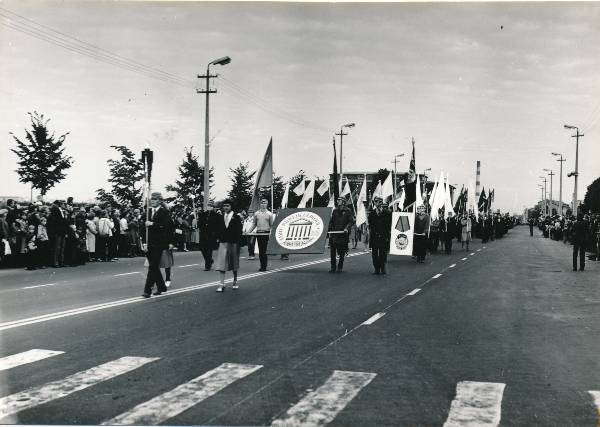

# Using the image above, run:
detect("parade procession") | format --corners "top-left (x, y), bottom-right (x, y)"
top-left (1, 2), bottom-right (600, 427)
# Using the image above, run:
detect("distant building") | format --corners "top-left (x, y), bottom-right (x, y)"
top-left (535, 199), bottom-right (580, 216)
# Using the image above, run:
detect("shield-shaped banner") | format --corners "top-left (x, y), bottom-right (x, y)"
top-left (266, 207), bottom-right (333, 254)
top-left (389, 211), bottom-right (415, 256)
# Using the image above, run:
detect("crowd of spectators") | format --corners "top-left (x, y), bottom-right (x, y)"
top-left (535, 212), bottom-right (600, 261)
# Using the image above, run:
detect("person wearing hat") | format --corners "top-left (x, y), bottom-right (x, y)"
top-left (214, 199), bottom-right (243, 292)
top-left (142, 192), bottom-right (174, 298)
top-left (414, 205), bottom-right (430, 263)
top-left (328, 196), bottom-right (354, 273)
top-left (198, 201), bottom-right (221, 271)
top-left (368, 196), bottom-right (392, 274)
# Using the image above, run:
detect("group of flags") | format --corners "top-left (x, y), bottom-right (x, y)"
top-left (247, 136), bottom-right (495, 223)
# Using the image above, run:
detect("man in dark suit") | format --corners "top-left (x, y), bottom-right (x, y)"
top-left (572, 213), bottom-right (588, 272)
top-left (47, 200), bottom-right (69, 267)
top-left (142, 192), bottom-right (174, 298)
top-left (368, 196), bottom-right (392, 274)
top-left (328, 197), bottom-right (354, 273)
top-left (198, 202), bottom-right (221, 271)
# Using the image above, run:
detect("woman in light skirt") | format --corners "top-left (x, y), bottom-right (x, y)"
top-left (214, 199), bottom-right (243, 292)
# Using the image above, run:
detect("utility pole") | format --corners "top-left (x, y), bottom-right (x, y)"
top-left (197, 56), bottom-right (231, 211)
top-left (552, 153), bottom-right (566, 215)
top-left (197, 70), bottom-right (217, 211)
top-left (548, 170), bottom-right (554, 214)
top-left (564, 125), bottom-right (584, 217)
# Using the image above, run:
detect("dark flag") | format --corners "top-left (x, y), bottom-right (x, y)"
top-left (454, 185), bottom-right (465, 213)
top-left (478, 187), bottom-right (487, 212)
top-left (249, 138), bottom-right (273, 211)
top-left (403, 138), bottom-right (416, 210)
top-left (332, 137), bottom-right (340, 207)
top-left (487, 189), bottom-right (494, 212)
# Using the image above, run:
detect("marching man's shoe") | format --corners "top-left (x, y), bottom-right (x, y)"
top-left (216, 285), bottom-right (225, 292)
top-left (165, 281), bottom-right (171, 288)
top-left (142, 293), bottom-right (151, 298)
top-left (232, 282), bottom-right (239, 290)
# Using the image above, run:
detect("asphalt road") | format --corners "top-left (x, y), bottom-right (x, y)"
top-left (0, 226), bottom-right (598, 426)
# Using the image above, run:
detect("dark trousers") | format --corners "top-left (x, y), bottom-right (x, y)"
top-left (144, 245), bottom-right (167, 294)
top-left (257, 235), bottom-right (269, 270)
top-left (109, 235), bottom-right (118, 259)
top-left (38, 240), bottom-right (50, 266)
top-left (247, 236), bottom-right (256, 257)
top-left (444, 236), bottom-right (453, 254)
top-left (26, 249), bottom-right (39, 269)
top-left (529, 225), bottom-right (534, 236)
top-left (52, 234), bottom-right (66, 266)
top-left (371, 247), bottom-right (388, 273)
top-left (96, 235), bottom-right (110, 261)
top-left (330, 244), bottom-right (346, 271)
top-left (414, 234), bottom-right (427, 261)
top-left (200, 242), bottom-right (214, 270)
top-left (573, 243), bottom-right (585, 271)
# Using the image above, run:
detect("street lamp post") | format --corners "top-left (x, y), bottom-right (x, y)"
top-left (552, 152), bottom-right (566, 215)
top-left (563, 124), bottom-right (584, 217)
top-left (335, 123), bottom-right (355, 177)
top-left (198, 56), bottom-right (231, 211)
top-left (539, 176), bottom-right (548, 215)
top-left (543, 168), bottom-right (555, 215)
top-left (538, 184), bottom-right (544, 211)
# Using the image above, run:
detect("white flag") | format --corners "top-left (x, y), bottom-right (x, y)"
top-left (374, 180), bottom-right (383, 198)
top-left (297, 180), bottom-right (315, 208)
top-left (316, 179), bottom-right (329, 196)
top-left (293, 180), bottom-right (305, 196)
top-left (444, 173), bottom-right (455, 218)
top-left (467, 180), bottom-right (478, 221)
top-left (356, 176), bottom-right (368, 226)
top-left (281, 183), bottom-right (290, 209)
top-left (381, 172), bottom-right (394, 200)
top-left (415, 174), bottom-right (424, 208)
top-left (340, 180), bottom-right (351, 197)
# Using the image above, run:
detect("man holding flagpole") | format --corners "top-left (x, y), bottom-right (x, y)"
top-left (368, 196), bottom-right (392, 274)
top-left (248, 198), bottom-right (273, 272)
top-left (328, 197), bottom-right (354, 273)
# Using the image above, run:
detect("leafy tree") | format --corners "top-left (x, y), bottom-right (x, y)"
top-left (582, 177), bottom-right (600, 213)
top-left (95, 146), bottom-right (144, 209)
top-left (10, 111), bottom-right (73, 198)
top-left (165, 147), bottom-right (213, 209)
top-left (227, 162), bottom-right (256, 212)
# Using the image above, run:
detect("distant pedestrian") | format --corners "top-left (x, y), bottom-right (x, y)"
top-left (248, 199), bottom-right (273, 272)
top-left (328, 197), bottom-right (354, 273)
top-left (414, 206), bottom-right (430, 263)
top-left (215, 200), bottom-right (243, 292)
top-left (528, 217), bottom-right (535, 236)
top-left (142, 192), bottom-right (174, 298)
top-left (572, 213), bottom-right (588, 272)
top-left (368, 196), bottom-right (392, 274)
top-left (460, 214), bottom-right (472, 251)
top-left (47, 200), bottom-right (69, 268)
top-left (198, 203), bottom-right (221, 271)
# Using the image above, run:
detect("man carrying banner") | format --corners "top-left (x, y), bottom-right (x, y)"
top-left (248, 198), bottom-right (274, 272)
top-left (368, 196), bottom-right (392, 274)
top-left (328, 197), bottom-right (354, 273)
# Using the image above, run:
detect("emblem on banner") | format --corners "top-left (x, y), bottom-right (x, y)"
top-left (275, 211), bottom-right (324, 250)
top-left (395, 233), bottom-right (409, 250)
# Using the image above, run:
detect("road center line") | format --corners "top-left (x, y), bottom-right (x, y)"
top-left (361, 312), bottom-right (386, 326)
top-left (477, 249), bottom-right (482, 252)
top-left (461, 257), bottom-right (468, 261)
top-left (22, 283), bottom-right (56, 290)
top-left (470, 252), bottom-right (475, 256)
top-left (449, 264), bottom-right (456, 268)
top-left (432, 273), bottom-right (442, 279)
top-left (113, 272), bottom-right (140, 277)
top-left (177, 264), bottom-right (199, 268)
top-left (407, 288), bottom-right (421, 296)
top-left (0, 253), bottom-right (367, 332)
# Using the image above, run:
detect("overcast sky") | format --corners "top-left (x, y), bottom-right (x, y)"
top-left (1, 1), bottom-right (599, 213)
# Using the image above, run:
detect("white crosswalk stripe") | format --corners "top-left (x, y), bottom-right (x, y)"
top-left (271, 370), bottom-right (376, 426)
top-left (0, 349), bottom-right (64, 371)
top-left (0, 356), bottom-right (157, 420)
top-left (443, 381), bottom-right (505, 427)
top-left (104, 363), bottom-right (262, 425)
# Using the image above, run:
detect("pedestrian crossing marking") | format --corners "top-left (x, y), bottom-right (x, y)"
top-left (477, 249), bottom-right (481, 252)
top-left (271, 370), bottom-right (376, 426)
top-left (470, 253), bottom-right (475, 256)
top-left (104, 363), bottom-right (262, 425)
top-left (362, 312), bottom-right (386, 326)
top-left (0, 349), bottom-right (64, 371)
top-left (443, 381), bottom-right (505, 427)
top-left (0, 356), bottom-right (158, 420)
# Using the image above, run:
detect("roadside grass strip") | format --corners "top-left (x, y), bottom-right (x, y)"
top-left (0, 349), bottom-right (64, 371)
top-left (271, 370), bottom-right (376, 427)
top-left (0, 357), bottom-right (157, 420)
top-left (105, 363), bottom-right (262, 425)
top-left (443, 381), bottom-right (505, 427)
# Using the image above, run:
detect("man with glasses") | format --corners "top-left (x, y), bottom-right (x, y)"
top-left (142, 192), bottom-right (173, 298)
